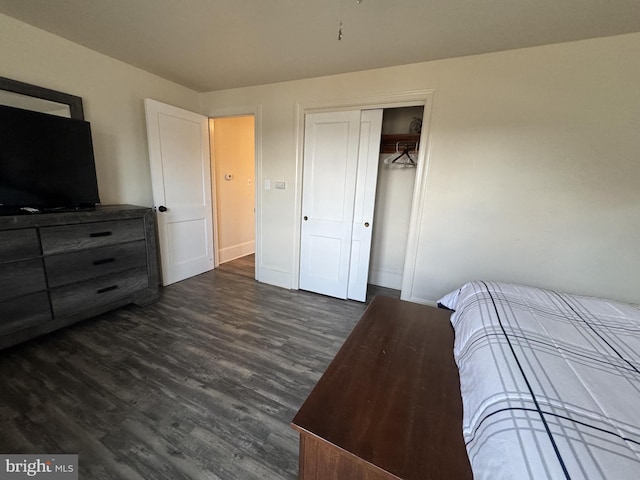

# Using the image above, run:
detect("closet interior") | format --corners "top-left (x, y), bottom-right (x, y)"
top-left (368, 106), bottom-right (423, 291)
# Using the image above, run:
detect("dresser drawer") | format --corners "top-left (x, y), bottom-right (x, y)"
top-left (50, 267), bottom-right (149, 318)
top-left (0, 258), bottom-right (47, 302)
top-left (0, 229), bottom-right (40, 262)
top-left (45, 240), bottom-right (147, 288)
top-left (0, 292), bottom-right (52, 336)
top-left (40, 219), bottom-right (145, 254)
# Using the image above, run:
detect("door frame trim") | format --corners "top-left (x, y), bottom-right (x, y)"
top-left (293, 90), bottom-right (436, 301)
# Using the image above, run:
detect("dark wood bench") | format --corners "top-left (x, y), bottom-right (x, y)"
top-left (291, 295), bottom-right (472, 480)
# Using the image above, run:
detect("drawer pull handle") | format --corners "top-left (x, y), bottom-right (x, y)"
top-left (97, 285), bottom-right (118, 294)
top-left (90, 231), bottom-right (113, 238)
top-left (93, 257), bottom-right (115, 266)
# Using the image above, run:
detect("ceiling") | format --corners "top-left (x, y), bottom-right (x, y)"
top-left (1, 0), bottom-right (640, 92)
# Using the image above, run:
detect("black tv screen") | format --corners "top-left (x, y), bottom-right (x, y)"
top-left (0, 104), bottom-right (100, 212)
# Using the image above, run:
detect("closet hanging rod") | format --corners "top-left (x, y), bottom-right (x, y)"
top-left (379, 133), bottom-right (420, 154)
top-left (380, 140), bottom-right (418, 154)
top-left (394, 141), bottom-right (417, 151)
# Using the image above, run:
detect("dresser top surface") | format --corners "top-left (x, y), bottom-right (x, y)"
top-left (0, 204), bottom-right (151, 229)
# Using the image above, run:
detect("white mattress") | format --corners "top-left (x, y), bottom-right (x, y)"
top-left (438, 281), bottom-right (640, 480)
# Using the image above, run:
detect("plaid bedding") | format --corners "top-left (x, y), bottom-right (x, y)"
top-left (438, 281), bottom-right (640, 480)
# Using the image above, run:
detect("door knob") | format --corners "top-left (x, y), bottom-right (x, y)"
top-left (158, 205), bottom-right (168, 212)
top-left (364, 222), bottom-right (370, 227)
top-left (303, 216), bottom-right (308, 221)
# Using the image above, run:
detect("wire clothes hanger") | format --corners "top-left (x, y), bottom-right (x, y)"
top-left (389, 141), bottom-right (417, 166)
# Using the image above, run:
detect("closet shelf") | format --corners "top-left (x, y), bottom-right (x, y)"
top-left (380, 134), bottom-right (420, 153)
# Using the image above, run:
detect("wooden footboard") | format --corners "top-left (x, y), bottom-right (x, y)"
top-left (291, 295), bottom-right (472, 480)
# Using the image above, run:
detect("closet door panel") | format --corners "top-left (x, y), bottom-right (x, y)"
top-left (348, 109), bottom-right (384, 301)
top-left (300, 111), bottom-right (361, 299)
top-left (304, 122), bottom-right (352, 221)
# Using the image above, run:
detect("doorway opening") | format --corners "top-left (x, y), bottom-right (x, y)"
top-left (209, 115), bottom-right (256, 278)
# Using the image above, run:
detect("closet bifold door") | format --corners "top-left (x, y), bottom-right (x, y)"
top-left (299, 109), bottom-right (383, 301)
top-left (347, 109), bottom-right (383, 302)
top-left (299, 110), bottom-right (361, 299)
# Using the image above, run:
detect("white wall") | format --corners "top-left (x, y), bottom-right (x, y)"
top-left (212, 116), bottom-right (255, 263)
top-left (0, 14), bottom-right (200, 207)
top-left (200, 33), bottom-right (640, 304)
top-left (3, 12), bottom-right (638, 304)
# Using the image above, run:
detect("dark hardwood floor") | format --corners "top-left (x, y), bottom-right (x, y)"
top-left (216, 254), bottom-right (255, 279)
top-left (0, 267), bottom-right (399, 479)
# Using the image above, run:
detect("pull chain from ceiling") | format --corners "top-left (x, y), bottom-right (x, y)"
top-left (338, 0), bottom-right (364, 41)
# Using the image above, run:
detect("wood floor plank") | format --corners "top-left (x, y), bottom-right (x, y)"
top-left (0, 267), bottom-right (399, 479)
top-left (216, 254), bottom-right (255, 279)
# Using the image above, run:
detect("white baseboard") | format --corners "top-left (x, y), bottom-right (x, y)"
top-left (368, 268), bottom-right (403, 290)
top-left (218, 241), bottom-right (255, 264)
top-left (257, 267), bottom-right (293, 290)
top-left (399, 293), bottom-right (438, 307)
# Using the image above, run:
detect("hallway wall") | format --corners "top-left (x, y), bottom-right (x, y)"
top-left (212, 116), bottom-right (255, 263)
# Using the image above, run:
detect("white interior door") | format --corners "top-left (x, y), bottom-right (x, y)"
top-left (347, 109), bottom-right (383, 301)
top-left (299, 110), bottom-right (362, 299)
top-left (145, 99), bottom-right (214, 286)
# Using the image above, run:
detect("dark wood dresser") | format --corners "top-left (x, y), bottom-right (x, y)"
top-left (292, 295), bottom-right (472, 480)
top-left (0, 204), bottom-right (159, 350)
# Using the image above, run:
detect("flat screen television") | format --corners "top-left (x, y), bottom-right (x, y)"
top-left (0, 104), bottom-right (100, 214)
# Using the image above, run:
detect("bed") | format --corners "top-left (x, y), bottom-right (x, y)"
top-left (438, 281), bottom-right (640, 480)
